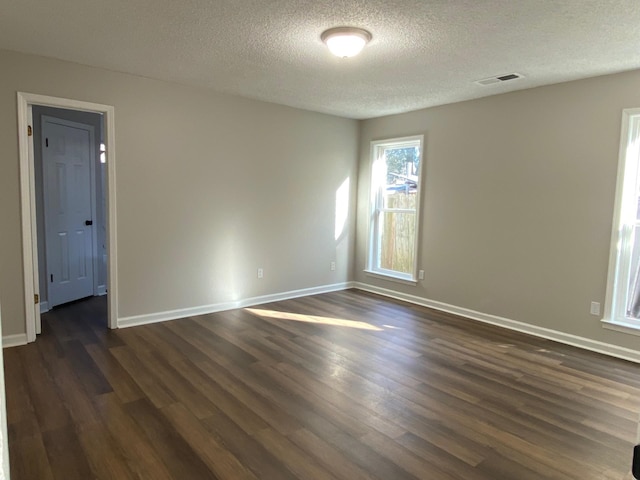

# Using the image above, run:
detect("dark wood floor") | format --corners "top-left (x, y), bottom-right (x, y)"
top-left (4, 290), bottom-right (640, 479)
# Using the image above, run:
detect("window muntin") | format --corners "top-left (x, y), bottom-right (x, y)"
top-left (368, 136), bottom-right (423, 281)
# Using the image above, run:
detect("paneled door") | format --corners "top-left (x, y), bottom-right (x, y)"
top-left (42, 116), bottom-right (96, 308)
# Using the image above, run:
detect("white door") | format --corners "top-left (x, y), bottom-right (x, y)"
top-left (42, 116), bottom-right (96, 308)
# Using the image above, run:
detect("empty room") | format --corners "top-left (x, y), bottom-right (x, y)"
top-left (1, 1), bottom-right (640, 479)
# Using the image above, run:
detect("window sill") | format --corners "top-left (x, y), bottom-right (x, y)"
top-left (601, 319), bottom-right (640, 337)
top-left (363, 270), bottom-right (418, 286)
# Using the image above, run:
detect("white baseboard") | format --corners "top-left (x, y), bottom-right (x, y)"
top-left (16, 279), bottom-right (640, 363)
top-left (118, 282), bottom-right (354, 329)
top-left (3, 334), bottom-right (28, 348)
top-left (353, 282), bottom-right (640, 364)
top-left (97, 285), bottom-right (107, 296)
top-left (39, 301), bottom-right (49, 314)
top-left (236, 281), bottom-right (355, 310)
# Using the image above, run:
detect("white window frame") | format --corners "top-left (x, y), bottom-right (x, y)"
top-left (366, 135), bottom-right (424, 284)
top-left (603, 108), bottom-right (640, 336)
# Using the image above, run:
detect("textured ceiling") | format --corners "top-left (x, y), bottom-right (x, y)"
top-left (1, 0), bottom-right (639, 119)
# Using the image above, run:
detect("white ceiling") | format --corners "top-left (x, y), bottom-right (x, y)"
top-left (1, 0), bottom-right (639, 119)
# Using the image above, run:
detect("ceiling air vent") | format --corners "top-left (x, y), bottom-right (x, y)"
top-left (475, 73), bottom-right (523, 86)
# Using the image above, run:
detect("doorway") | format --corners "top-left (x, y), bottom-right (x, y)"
top-left (36, 110), bottom-right (103, 314)
top-left (17, 92), bottom-right (118, 342)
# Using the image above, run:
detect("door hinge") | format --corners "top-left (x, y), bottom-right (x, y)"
top-left (50, 274), bottom-right (53, 283)
top-left (34, 293), bottom-right (39, 304)
top-left (27, 125), bottom-right (32, 137)
top-left (45, 138), bottom-right (49, 147)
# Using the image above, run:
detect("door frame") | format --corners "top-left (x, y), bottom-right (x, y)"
top-left (17, 92), bottom-right (118, 340)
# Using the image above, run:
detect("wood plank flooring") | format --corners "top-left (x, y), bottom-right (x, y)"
top-left (5, 290), bottom-right (640, 479)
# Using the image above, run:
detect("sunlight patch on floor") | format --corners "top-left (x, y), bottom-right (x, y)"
top-left (245, 308), bottom-right (384, 331)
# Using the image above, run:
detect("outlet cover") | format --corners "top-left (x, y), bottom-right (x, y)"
top-left (590, 301), bottom-right (600, 316)
top-left (330, 261), bottom-right (336, 271)
top-left (418, 270), bottom-right (425, 280)
top-left (257, 268), bottom-right (264, 279)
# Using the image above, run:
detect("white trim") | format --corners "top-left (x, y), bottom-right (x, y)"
top-left (17, 96), bottom-right (36, 343)
top-left (105, 105), bottom-right (118, 330)
top-left (2, 334), bottom-right (28, 349)
top-left (601, 319), bottom-right (640, 337)
top-left (367, 134), bottom-right (424, 280)
top-left (118, 282), bottom-right (354, 328)
top-left (363, 270), bottom-right (417, 286)
top-left (604, 108), bottom-right (640, 326)
top-left (118, 301), bottom-right (237, 328)
top-left (353, 282), bottom-right (640, 364)
top-left (17, 92), bottom-right (118, 340)
top-left (236, 282), bottom-right (353, 310)
top-left (28, 105), bottom-right (41, 337)
top-left (39, 302), bottom-right (49, 314)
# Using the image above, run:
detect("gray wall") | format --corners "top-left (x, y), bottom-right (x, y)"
top-left (33, 106), bottom-right (105, 308)
top-left (356, 69), bottom-right (640, 353)
top-left (0, 49), bottom-right (358, 336)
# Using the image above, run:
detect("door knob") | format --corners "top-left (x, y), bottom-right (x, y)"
top-left (85, 220), bottom-right (93, 226)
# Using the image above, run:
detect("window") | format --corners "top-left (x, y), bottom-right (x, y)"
top-left (604, 109), bottom-right (640, 334)
top-left (367, 135), bottom-right (423, 282)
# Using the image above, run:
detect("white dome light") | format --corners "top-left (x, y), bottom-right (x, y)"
top-left (321, 27), bottom-right (372, 58)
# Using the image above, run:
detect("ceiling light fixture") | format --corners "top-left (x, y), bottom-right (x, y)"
top-left (321, 27), bottom-right (372, 58)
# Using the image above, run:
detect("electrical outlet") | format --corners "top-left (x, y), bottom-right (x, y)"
top-left (418, 270), bottom-right (425, 280)
top-left (257, 268), bottom-right (263, 279)
top-left (590, 301), bottom-right (600, 316)
top-left (330, 261), bottom-right (336, 271)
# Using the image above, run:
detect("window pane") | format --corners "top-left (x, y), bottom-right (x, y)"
top-left (382, 146), bottom-right (420, 209)
top-left (378, 211), bottom-right (416, 274)
top-left (384, 190), bottom-right (417, 211)
top-left (627, 224), bottom-right (640, 318)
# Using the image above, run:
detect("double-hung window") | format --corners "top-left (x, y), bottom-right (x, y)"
top-left (367, 135), bottom-right (423, 282)
top-left (604, 109), bottom-right (640, 334)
